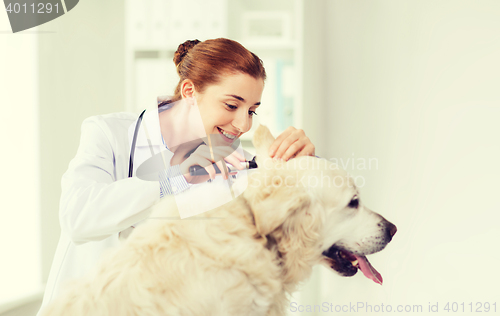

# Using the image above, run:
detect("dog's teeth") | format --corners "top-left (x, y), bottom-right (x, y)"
top-left (351, 260), bottom-right (358, 267)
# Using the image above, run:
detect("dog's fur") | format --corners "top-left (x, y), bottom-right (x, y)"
top-left (42, 125), bottom-right (395, 316)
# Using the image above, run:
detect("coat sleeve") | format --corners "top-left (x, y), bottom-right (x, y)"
top-left (59, 116), bottom-right (161, 245)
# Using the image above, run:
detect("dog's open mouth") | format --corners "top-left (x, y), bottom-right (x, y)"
top-left (322, 245), bottom-right (383, 285)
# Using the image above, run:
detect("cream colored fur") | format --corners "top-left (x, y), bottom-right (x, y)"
top-left (42, 125), bottom-right (391, 316)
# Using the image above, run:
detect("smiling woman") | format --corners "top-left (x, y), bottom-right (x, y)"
top-left (160, 38), bottom-right (314, 182)
top-left (157, 38), bottom-right (268, 182)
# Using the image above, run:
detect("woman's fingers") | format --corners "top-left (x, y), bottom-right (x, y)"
top-left (270, 127), bottom-right (315, 161)
top-left (218, 147), bottom-right (246, 164)
top-left (183, 144), bottom-right (246, 182)
top-left (226, 148), bottom-right (246, 162)
top-left (268, 126), bottom-right (294, 157)
top-left (180, 156), bottom-right (212, 184)
top-left (280, 140), bottom-right (304, 162)
top-left (281, 138), bottom-right (316, 161)
top-left (204, 161), bottom-right (217, 180)
top-left (208, 146), bottom-right (246, 171)
top-left (215, 160), bottom-right (229, 180)
top-left (273, 129), bottom-right (304, 160)
top-left (191, 155), bottom-right (217, 180)
top-left (295, 143), bottom-right (316, 158)
top-left (223, 153), bottom-right (245, 170)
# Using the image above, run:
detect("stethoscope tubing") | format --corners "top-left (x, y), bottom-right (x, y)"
top-left (128, 109), bottom-right (146, 178)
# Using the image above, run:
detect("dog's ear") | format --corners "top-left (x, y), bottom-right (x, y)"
top-left (249, 179), bottom-right (311, 236)
top-left (252, 124), bottom-right (275, 169)
top-left (250, 125), bottom-right (312, 235)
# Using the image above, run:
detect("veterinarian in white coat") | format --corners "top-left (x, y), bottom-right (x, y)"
top-left (37, 38), bottom-right (315, 316)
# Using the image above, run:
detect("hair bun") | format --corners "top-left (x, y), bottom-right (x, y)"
top-left (174, 39), bottom-right (201, 67)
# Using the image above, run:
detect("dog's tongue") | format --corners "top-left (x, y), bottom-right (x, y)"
top-left (354, 255), bottom-right (383, 285)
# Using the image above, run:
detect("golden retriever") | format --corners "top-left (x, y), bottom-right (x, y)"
top-left (42, 125), bottom-right (396, 316)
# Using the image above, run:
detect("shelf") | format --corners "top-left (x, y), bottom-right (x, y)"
top-left (238, 39), bottom-right (299, 51)
top-left (129, 40), bottom-right (298, 57)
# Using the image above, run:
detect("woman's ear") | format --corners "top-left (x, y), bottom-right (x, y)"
top-left (180, 79), bottom-right (196, 100)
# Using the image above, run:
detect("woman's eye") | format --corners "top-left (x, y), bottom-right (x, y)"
top-left (225, 103), bottom-right (237, 110)
top-left (249, 110), bottom-right (257, 116)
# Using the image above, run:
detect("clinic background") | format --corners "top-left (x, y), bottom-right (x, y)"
top-left (1, 0), bottom-right (500, 315)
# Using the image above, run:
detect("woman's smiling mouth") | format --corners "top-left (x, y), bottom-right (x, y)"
top-left (217, 127), bottom-right (238, 142)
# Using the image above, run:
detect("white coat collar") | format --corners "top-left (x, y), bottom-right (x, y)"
top-left (128, 96), bottom-right (172, 151)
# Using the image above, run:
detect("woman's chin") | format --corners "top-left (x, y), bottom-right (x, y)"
top-left (207, 135), bottom-right (235, 147)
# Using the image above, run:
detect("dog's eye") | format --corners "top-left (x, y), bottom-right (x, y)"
top-left (348, 196), bottom-right (359, 208)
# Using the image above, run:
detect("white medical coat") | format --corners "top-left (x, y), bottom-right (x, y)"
top-left (37, 108), bottom-right (169, 314)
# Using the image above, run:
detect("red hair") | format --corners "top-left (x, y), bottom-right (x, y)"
top-left (169, 38), bottom-right (266, 103)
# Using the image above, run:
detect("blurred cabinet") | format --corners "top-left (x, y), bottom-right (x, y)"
top-left (124, 0), bottom-right (304, 142)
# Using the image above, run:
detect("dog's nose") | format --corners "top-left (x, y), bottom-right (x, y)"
top-left (387, 222), bottom-right (397, 238)
top-left (378, 217), bottom-right (397, 242)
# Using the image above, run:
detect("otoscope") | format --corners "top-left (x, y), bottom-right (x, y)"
top-left (189, 156), bottom-right (258, 176)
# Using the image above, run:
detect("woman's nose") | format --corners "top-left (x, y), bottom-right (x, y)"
top-left (232, 110), bottom-right (251, 133)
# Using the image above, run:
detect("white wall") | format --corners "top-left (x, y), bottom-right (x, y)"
top-left (293, 1), bottom-right (500, 315)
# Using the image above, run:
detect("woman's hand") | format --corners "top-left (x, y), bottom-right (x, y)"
top-left (180, 144), bottom-right (246, 184)
top-left (268, 127), bottom-right (315, 161)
